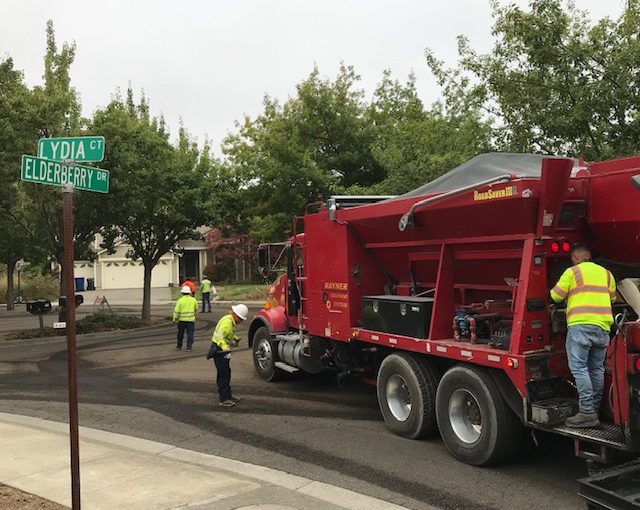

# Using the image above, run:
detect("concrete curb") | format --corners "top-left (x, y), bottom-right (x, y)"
top-left (0, 413), bottom-right (412, 510)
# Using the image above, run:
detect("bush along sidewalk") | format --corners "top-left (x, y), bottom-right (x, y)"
top-left (4, 313), bottom-right (151, 340)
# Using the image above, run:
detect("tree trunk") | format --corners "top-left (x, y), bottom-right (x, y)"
top-left (141, 262), bottom-right (153, 321)
top-left (5, 256), bottom-right (18, 311)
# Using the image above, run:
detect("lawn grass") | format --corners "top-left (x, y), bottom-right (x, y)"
top-left (171, 283), bottom-right (268, 301)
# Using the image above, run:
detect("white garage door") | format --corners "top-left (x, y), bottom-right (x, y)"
top-left (101, 261), bottom-right (173, 290)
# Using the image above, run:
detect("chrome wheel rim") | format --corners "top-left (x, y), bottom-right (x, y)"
top-left (255, 337), bottom-right (273, 371)
top-left (449, 389), bottom-right (482, 444)
top-left (386, 374), bottom-right (412, 421)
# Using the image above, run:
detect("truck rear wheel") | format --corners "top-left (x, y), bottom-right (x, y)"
top-left (436, 365), bottom-right (520, 466)
top-left (252, 326), bottom-right (283, 382)
top-left (377, 353), bottom-right (438, 439)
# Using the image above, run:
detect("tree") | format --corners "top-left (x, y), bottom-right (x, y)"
top-left (426, 0), bottom-right (640, 159)
top-left (0, 57), bottom-right (37, 308)
top-left (92, 93), bottom-right (209, 319)
top-left (21, 21), bottom-right (116, 320)
top-left (223, 65), bottom-right (385, 242)
top-left (361, 71), bottom-right (493, 195)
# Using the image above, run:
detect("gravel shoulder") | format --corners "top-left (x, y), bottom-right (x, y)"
top-left (0, 484), bottom-right (67, 510)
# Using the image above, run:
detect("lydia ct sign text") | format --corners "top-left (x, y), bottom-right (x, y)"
top-left (38, 136), bottom-right (105, 163)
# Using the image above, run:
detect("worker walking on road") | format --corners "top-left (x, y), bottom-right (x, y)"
top-left (550, 245), bottom-right (617, 428)
top-left (200, 275), bottom-right (215, 313)
top-left (207, 304), bottom-right (248, 407)
top-left (173, 285), bottom-right (199, 351)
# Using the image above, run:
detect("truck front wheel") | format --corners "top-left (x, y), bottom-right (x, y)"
top-left (377, 353), bottom-right (438, 439)
top-left (252, 326), bottom-right (283, 382)
top-left (436, 365), bottom-right (520, 466)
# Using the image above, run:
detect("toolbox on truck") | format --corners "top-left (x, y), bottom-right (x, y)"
top-left (361, 296), bottom-right (434, 339)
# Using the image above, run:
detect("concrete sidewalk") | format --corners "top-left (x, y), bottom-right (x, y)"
top-left (0, 413), bottom-right (414, 510)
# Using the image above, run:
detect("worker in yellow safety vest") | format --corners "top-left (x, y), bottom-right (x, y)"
top-left (173, 285), bottom-right (199, 351)
top-left (550, 245), bottom-right (617, 428)
top-left (207, 304), bottom-right (248, 407)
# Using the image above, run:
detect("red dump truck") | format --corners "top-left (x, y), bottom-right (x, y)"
top-left (248, 153), bottom-right (640, 505)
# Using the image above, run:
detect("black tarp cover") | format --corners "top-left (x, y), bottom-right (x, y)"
top-left (399, 153), bottom-right (576, 198)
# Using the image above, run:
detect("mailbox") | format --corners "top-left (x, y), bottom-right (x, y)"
top-left (58, 295), bottom-right (84, 309)
top-left (26, 300), bottom-right (52, 315)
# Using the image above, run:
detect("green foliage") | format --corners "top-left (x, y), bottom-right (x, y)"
top-left (4, 313), bottom-right (149, 340)
top-left (170, 283), bottom-right (268, 301)
top-left (0, 19), bottom-right (108, 304)
top-left (223, 65), bottom-right (493, 242)
top-left (91, 91), bottom-right (210, 319)
top-left (427, 0), bottom-right (640, 159)
top-left (75, 313), bottom-right (149, 333)
top-left (0, 270), bottom-right (58, 303)
top-left (362, 72), bottom-right (493, 195)
top-left (223, 65), bottom-right (383, 241)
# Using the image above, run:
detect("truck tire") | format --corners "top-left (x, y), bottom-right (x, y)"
top-left (436, 364), bottom-right (520, 466)
top-left (377, 353), bottom-right (438, 439)
top-left (252, 326), bottom-right (283, 382)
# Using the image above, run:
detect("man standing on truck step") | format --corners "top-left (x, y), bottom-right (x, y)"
top-left (550, 245), bottom-right (617, 428)
top-left (208, 304), bottom-right (248, 407)
top-left (173, 285), bottom-right (199, 351)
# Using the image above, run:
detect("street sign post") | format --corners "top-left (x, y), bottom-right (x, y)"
top-left (21, 155), bottom-right (110, 193)
top-left (38, 136), bottom-right (105, 163)
top-left (21, 136), bottom-right (109, 510)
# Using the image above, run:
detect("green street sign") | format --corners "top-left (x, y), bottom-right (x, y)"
top-left (38, 136), bottom-right (105, 163)
top-left (21, 155), bottom-right (110, 193)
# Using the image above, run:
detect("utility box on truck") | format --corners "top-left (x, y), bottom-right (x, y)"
top-left (361, 296), bottom-right (433, 338)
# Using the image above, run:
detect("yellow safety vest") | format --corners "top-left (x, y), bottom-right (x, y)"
top-left (211, 314), bottom-right (238, 351)
top-left (173, 295), bottom-right (198, 322)
top-left (550, 261), bottom-right (616, 332)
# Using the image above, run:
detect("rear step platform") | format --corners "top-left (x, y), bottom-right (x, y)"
top-left (531, 421), bottom-right (627, 449)
top-left (551, 423), bottom-right (627, 449)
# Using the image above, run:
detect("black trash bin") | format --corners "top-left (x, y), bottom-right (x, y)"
top-left (87, 278), bottom-right (95, 291)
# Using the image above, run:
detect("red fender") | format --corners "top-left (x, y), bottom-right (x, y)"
top-left (248, 305), bottom-right (288, 346)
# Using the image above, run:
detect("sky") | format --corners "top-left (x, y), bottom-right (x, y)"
top-left (1, 0), bottom-right (628, 155)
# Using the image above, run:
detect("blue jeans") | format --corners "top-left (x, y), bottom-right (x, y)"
top-left (177, 321), bottom-right (195, 350)
top-left (213, 354), bottom-right (232, 401)
top-left (566, 324), bottom-right (610, 413)
top-left (202, 292), bottom-right (211, 312)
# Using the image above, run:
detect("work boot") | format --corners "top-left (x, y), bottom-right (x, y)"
top-left (230, 396), bottom-right (241, 403)
top-left (565, 411), bottom-right (599, 428)
top-left (219, 400), bottom-right (236, 407)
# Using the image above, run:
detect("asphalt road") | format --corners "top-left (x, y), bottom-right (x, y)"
top-left (0, 304), bottom-right (590, 510)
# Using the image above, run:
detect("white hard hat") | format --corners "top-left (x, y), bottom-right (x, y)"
top-left (231, 303), bottom-right (249, 321)
top-left (181, 285), bottom-right (192, 294)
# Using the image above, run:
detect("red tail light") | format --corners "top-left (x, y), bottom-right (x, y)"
top-left (636, 357), bottom-right (640, 373)
top-left (562, 242), bottom-right (571, 252)
top-left (551, 242), bottom-right (560, 253)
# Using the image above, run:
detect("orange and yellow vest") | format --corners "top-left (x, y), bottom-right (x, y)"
top-left (550, 261), bottom-right (616, 332)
